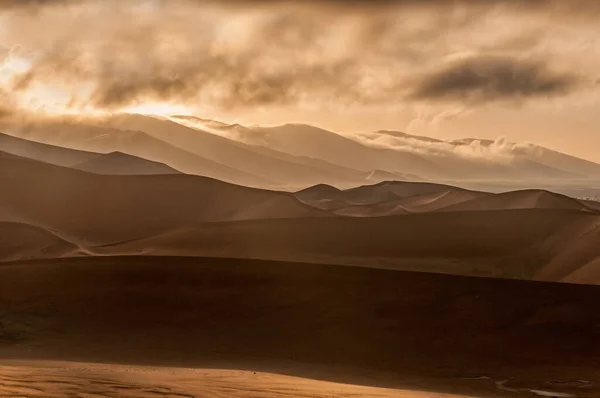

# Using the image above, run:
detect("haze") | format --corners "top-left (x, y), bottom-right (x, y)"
top-left (2, 1), bottom-right (600, 398)
top-left (1, 0), bottom-right (599, 161)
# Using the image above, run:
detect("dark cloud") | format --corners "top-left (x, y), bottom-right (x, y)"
top-left (411, 56), bottom-right (578, 104)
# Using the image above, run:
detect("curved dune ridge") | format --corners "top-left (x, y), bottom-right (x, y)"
top-left (72, 151), bottom-right (181, 175)
top-left (332, 189), bottom-right (492, 216)
top-left (440, 189), bottom-right (597, 212)
top-left (296, 182), bottom-right (600, 214)
top-left (0, 152), bottom-right (329, 246)
top-left (93, 209), bottom-right (599, 281)
top-left (1, 150), bottom-right (599, 282)
top-left (0, 222), bottom-right (77, 262)
top-left (534, 216), bottom-right (600, 283)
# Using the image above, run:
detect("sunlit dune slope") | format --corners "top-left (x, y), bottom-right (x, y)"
top-left (0, 222), bottom-right (77, 262)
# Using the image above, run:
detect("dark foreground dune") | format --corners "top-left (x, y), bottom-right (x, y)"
top-left (1, 256), bottom-right (599, 397)
top-left (98, 209), bottom-right (600, 282)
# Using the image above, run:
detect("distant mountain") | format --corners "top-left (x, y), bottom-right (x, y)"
top-left (6, 122), bottom-right (267, 187)
top-left (6, 115), bottom-right (600, 190)
top-left (0, 132), bottom-right (99, 167)
top-left (452, 137), bottom-right (600, 179)
top-left (107, 114), bottom-right (421, 188)
top-left (246, 124), bottom-right (448, 178)
top-left (73, 151), bottom-right (181, 175)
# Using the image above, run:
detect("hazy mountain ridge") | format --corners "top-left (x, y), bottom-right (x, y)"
top-left (3, 114), bottom-right (600, 192)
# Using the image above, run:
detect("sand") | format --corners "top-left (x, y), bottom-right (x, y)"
top-left (73, 151), bottom-right (181, 175)
top-left (95, 209), bottom-right (600, 281)
top-left (1, 256), bottom-right (599, 398)
top-left (0, 361), bottom-right (468, 398)
top-left (0, 154), bottom-right (328, 246)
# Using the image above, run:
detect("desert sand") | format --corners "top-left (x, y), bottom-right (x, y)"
top-left (2, 126), bottom-right (600, 397)
top-left (1, 256), bottom-right (599, 398)
top-left (0, 361), bottom-right (473, 398)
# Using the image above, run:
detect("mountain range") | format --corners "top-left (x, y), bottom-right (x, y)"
top-left (2, 113), bottom-right (600, 194)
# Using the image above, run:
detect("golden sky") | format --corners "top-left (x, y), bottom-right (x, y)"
top-left (1, 0), bottom-right (599, 161)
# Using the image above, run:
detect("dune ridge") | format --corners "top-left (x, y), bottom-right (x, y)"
top-left (0, 152), bottom-right (329, 246)
top-left (73, 151), bottom-right (181, 175)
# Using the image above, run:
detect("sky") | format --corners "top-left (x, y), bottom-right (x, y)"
top-left (1, 0), bottom-right (599, 161)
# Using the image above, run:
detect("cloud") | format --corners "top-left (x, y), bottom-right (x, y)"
top-left (353, 130), bottom-right (541, 163)
top-left (411, 56), bottom-right (578, 104)
top-left (0, 0), bottom-right (597, 119)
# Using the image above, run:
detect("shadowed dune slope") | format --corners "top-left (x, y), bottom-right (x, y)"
top-left (442, 189), bottom-right (596, 212)
top-left (333, 189), bottom-right (492, 216)
top-left (0, 132), bottom-right (100, 167)
top-left (296, 181), bottom-right (463, 208)
top-left (299, 182), bottom-right (599, 215)
top-left (100, 210), bottom-right (600, 281)
top-left (1, 256), bottom-right (599, 398)
top-left (73, 151), bottom-right (181, 175)
top-left (0, 222), bottom-right (77, 262)
top-left (0, 154), bottom-right (329, 245)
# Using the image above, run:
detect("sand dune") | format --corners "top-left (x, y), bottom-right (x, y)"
top-left (0, 154), bottom-right (328, 245)
top-left (73, 151), bottom-right (181, 175)
top-left (0, 222), bottom-right (77, 262)
top-left (562, 257), bottom-right (600, 285)
top-left (0, 361), bottom-right (441, 398)
top-left (296, 181), bottom-right (473, 209)
top-left (1, 256), bottom-right (598, 398)
top-left (2, 154), bottom-right (597, 283)
top-left (442, 189), bottom-right (596, 212)
top-left (299, 182), bottom-right (599, 216)
top-left (333, 189), bottom-right (491, 216)
top-left (0, 132), bottom-right (99, 167)
top-left (534, 216), bottom-right (600, 284)
top-left (6, 122), bottom-right (267, 187)
top-left (98, 209), bottom-right (599, 281)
